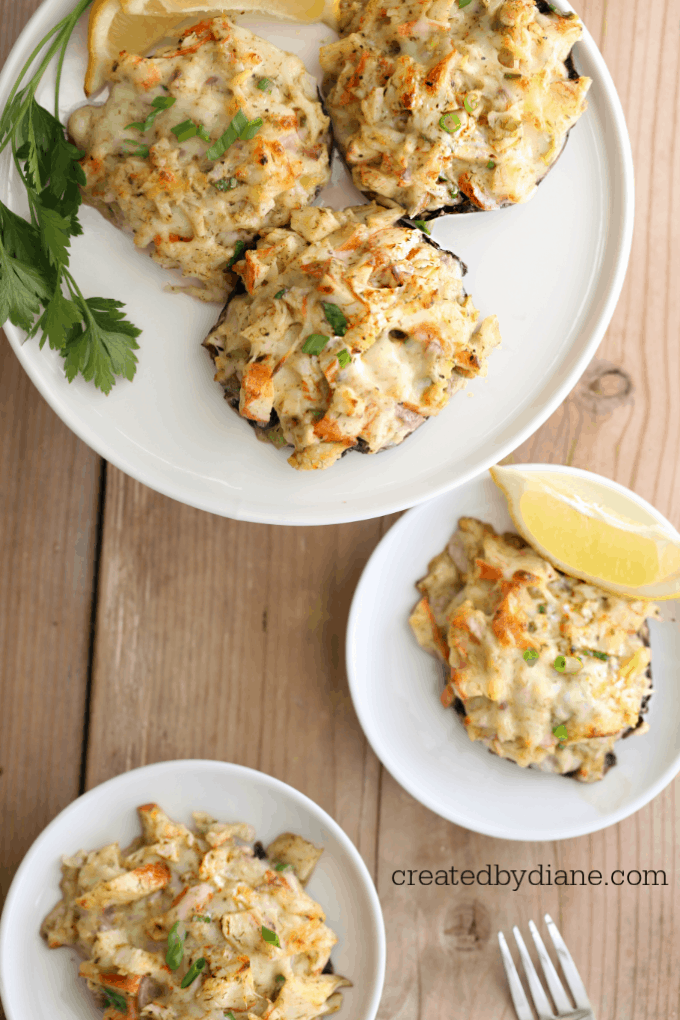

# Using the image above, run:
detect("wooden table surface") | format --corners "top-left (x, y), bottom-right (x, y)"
top-left (2, 1), bottom-right (680, 1017)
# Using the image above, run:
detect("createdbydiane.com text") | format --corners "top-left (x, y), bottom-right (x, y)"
top-left (391, 865), bottom-right (667, 892)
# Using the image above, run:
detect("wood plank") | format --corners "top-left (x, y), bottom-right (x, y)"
top-left (0, 0), bottom-right (102, 908)
top-left (0, 338), bottom-right (102, 902)
top-left (85, 472), bottom-right (394, 869)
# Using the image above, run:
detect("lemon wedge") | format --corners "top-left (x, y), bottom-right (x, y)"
top-left (85, 0), bottom-right (189, 94)
top-left (490, 464), bottom-right (680, 600)
top-left (86, 0), bottom-right (339, 96)
top-left (118, 0), bottom-right (339, 29)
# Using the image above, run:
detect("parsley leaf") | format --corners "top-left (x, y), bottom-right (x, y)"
top-left (165, 921), bottom-right (186, 971)
top-left (38, 205), bottom-right (73, 268)
top-left (337, 348), bottom-right (351, 368)
top-left (301, 334), bottom-right (329, 356)
top-left (322, 302), bottom-right (347, 336)
top-left (60, 297), bottom-right (140, 394)
top-left (261, 926), bottom-right (281, 947)
top-left (35, 285), bottom-right (82, 350)
top-left (0, 8), bottom-right (143, 394)
top-left (0, 247), bottom-right (50, 331)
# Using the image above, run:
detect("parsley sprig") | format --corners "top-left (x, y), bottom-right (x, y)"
top-left (0, 0), bottom-right (142, 392)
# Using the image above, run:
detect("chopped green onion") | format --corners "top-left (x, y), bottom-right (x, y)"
top-left (582, 648), bottom-right (609, 661)
top-left (302, 334), bottom-right (330, 356)
top-left (225, 1013), bottom-right (236, 1019)
top-left (126, 94), bottom-right (176, 132)
top-left (337, 349), bottom-right (351, 368)
top-left (538, 604), bottom-right (547, 613)
top-left (553, 723), bottom-right (568, 742)
top-left (553, 655), bottom-right (582, 674)
top-left (449, 184), bottom-right (459, 198)
top-left (547, 3), bottom-right (576, 15)
top-left (205, 109), bottom-right (264, 160)
top-left (412, 219), bottom-right (431, 234)
top-left (192, 915), bottom-right (212, 922)
top-left (180, 958), bottom-right (207, 989)
top-left (274, 289), bottom-right (286, 299)
top-left (171, 119), bottom-right (198, 142)
top-left (463, 94), bottom-right (479, 114)
top-left (197, 123), bottom-right (211, 142)
top-left (275, 974), bottom-right (286, 983)
top-left (257, 77), bottom-right (273, 91)
top-left (240, 117), bottom-right (263, 140)
top-left (121, 140), bottom-right (149, 158)
top-left (322, 302), bottom-right (348, 336)
top-left (458, 0), bottom-right (473, 6)
top-left (523, 648), bottom-right (539, 662)
top-left (212, 177), bottom-right (238, 191)
top-left (228, 240), bottom-right (246, 268)
top-left (504, 72), bottom-right (522, 79)
top-left (487, 160), bottom-right (496, 169)
top-left (439, 112), bottom-right (461, 133)
top-left (437, 175), bottom-right (447, 182)
top-left (262, 925), bottom-right (281, 947)
top-left (102, 987), bottom-right (128, 1013)
top-left (206, 109), bottom-right (249, 159)
top-left (166, 921), bottom-right (185, 971)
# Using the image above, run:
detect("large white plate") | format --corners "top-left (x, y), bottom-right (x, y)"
top-left (0, 5), bottom-right (633, 524)
top-left (346, 467), bottom-right (680, 841)
top-left (0, 759), bottom-right (386, 1020)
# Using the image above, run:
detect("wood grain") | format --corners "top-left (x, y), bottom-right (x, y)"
top-left (0, 336), bottom-right (102, 902)
top-left (1, 0), bottom-right (680, 1018)
top-left (84, 472), bottom-right (393, 868)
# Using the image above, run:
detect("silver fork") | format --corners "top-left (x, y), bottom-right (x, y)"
top-left (498, 914), bottom-right (596, 1020)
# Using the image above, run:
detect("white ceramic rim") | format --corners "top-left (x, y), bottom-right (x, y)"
top-left (346, 465), bottom-right (680, 841)
top-left (0, 758), bottom-right (387, 1016)
top-left (0, 6), bottom-right (635, 525)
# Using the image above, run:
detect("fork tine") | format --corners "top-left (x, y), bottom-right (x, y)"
top-left (498, 932), bottom-right (535, 1020)
top-left (528, 919), bottom-right (572, 1013)
top-left (513, 926), bottom-right (555, 1020)
top-left (544, 914), bottom-right (592, 1010)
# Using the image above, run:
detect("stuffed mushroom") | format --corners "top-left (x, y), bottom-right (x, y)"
top-left (69, 17), bottom-right (331, 302)
top-left (410, 518), bottom-right (658, 782)
top-left (203, 203), bottom-right (501, 471)
top-left (320, 0), bottom-right (591, 218)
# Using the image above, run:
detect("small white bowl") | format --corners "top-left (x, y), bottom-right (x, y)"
top-left (0, 759), bottom-right (386, 1020)
top-left (346, 467), bottom-right (680, 841)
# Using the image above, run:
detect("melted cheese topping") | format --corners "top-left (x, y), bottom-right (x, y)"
top-left (204, 203), bottom-right (501, 470)
top-left (41, 804), bottom-right (349, 1020)
top-left (320, 0), bottom-right (591, 216)
top-left (409, 518), bottom-right (659, 782)
top-left (68, 18), bottom-right (331, 302)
